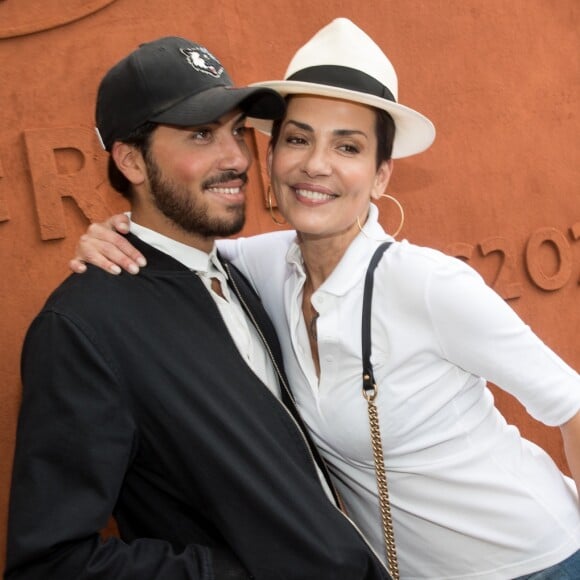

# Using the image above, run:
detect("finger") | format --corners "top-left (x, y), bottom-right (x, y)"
top-left (79, 238), bottom-right (140, 275)
top-left (110, 213), bottom-right (131, 234)
top-left (70, 257), bottom-right (121, 275)
top-left (87, 229), bottom-right (147, 268)
top-left (82, 224), bottom-right (147, 272)
top-left (69, 258), bottom-right (87, 274)
top-left (76, 240), bottom-right (124, 274)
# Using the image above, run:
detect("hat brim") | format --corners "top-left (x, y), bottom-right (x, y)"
top-left (151, 85), bottom-right (286, 127)
top-left (247, 80), bottom-right (435, 159)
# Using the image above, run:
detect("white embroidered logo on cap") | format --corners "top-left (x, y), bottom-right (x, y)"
top-left (180, 47), bottom-right (224, 78)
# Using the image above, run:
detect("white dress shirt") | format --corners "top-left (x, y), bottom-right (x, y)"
top-left (129, 219), bottom-right (280, 398)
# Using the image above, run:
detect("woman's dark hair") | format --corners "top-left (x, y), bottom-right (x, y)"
top-left (374, 108), bottom-right (396, 165)
top-left (107, 121), bottom-right (158, 199)
top-left (269, 96), bottom-right (396, 168)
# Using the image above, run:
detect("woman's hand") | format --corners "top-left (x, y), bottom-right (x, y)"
top-left (69, 214), bottom-right (146, 275)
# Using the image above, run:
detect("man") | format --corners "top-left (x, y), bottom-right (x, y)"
top-left (5, 37), bottom-right (389, 579)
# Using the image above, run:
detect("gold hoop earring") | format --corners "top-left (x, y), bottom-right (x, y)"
top-left (357, 195), bottom-right (405, 240)
top-left (356, 214), bottom-right (387, 242)
top-left (267, 185), bottom-right (287, 226)
top-left (379, 193), bottom-right (404, 238)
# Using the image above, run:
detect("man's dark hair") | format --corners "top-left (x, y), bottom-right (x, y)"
top-left (269, 96), bottom-right (396, 168)
top-left (108, 122), bottom-right (158, 199)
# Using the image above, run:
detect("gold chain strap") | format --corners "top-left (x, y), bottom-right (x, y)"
top-left (363, 378), bottom-right (400, 579)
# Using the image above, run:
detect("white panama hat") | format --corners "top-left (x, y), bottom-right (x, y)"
top-left (249, 17), bottom-right (435, 159)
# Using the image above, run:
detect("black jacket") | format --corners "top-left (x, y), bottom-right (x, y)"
top-left (5, 235), bottom-right (389, 580)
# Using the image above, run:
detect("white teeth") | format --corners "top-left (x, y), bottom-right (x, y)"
top-left (295, 188), bottom-right (334, 201)
top-left (208, 187), bottom-right (241, 195)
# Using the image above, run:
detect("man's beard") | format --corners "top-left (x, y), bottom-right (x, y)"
top-left (145, 153), bottom-right (246, 238)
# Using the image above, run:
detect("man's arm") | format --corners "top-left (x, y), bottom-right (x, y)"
top-left (5, 311), bottom-right (248, 580)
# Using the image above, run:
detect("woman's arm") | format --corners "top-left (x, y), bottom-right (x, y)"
top-left (69, 214), bottom-right (146, 275)
top-left (561, 409), bottom-right (580, 500)
top-left (420, 254), bottom-right (580, 498)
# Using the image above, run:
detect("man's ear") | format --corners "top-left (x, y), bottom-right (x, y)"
top-left (111, 142), bottom-right (147, 185)
top-left (370, 159), bottom-right (394, 201)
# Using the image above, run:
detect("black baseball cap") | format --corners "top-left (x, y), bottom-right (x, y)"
top-left (95, 36), bottom-right (286, 151)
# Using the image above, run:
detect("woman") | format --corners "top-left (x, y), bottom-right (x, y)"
top-left (71, 18), bottom-right (580, 579)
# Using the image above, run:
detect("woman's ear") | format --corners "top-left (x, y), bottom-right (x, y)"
top-left (370, 159), bottom-right (394, 201)
top-left (111, 142), bottom-right (147, 186)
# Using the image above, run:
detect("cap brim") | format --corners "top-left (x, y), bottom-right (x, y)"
top-left (151, 85), bottom-right (286, 127)
top-left (247, 80), bottom-right (435, 159)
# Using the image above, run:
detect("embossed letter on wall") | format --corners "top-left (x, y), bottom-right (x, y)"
top-left (24, 127), bottom-right (111, 240)
top-left (0, 0), bottom-right (118, 39)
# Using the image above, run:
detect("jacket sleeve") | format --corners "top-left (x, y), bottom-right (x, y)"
top-left (5, 310), bottom-right (249, 580)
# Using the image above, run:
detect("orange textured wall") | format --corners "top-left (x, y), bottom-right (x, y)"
top-left (1, 0), bottom-right (578, 569)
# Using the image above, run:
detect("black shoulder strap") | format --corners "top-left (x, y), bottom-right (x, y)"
top-left (362, 242), bottom-right (392, 395)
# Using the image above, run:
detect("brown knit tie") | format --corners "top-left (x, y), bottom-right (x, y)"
top-left (210, 276), bottom-right (226, 300)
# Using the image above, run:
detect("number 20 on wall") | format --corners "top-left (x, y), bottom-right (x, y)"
top-left (446, 223), bottom-right (580, 301)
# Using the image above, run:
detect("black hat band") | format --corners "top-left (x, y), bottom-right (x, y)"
top-left (287, 65), bottom-right (396, 103)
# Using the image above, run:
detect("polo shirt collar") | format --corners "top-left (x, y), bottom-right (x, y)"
top-left (286, 204), bottom-right (394, 297)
